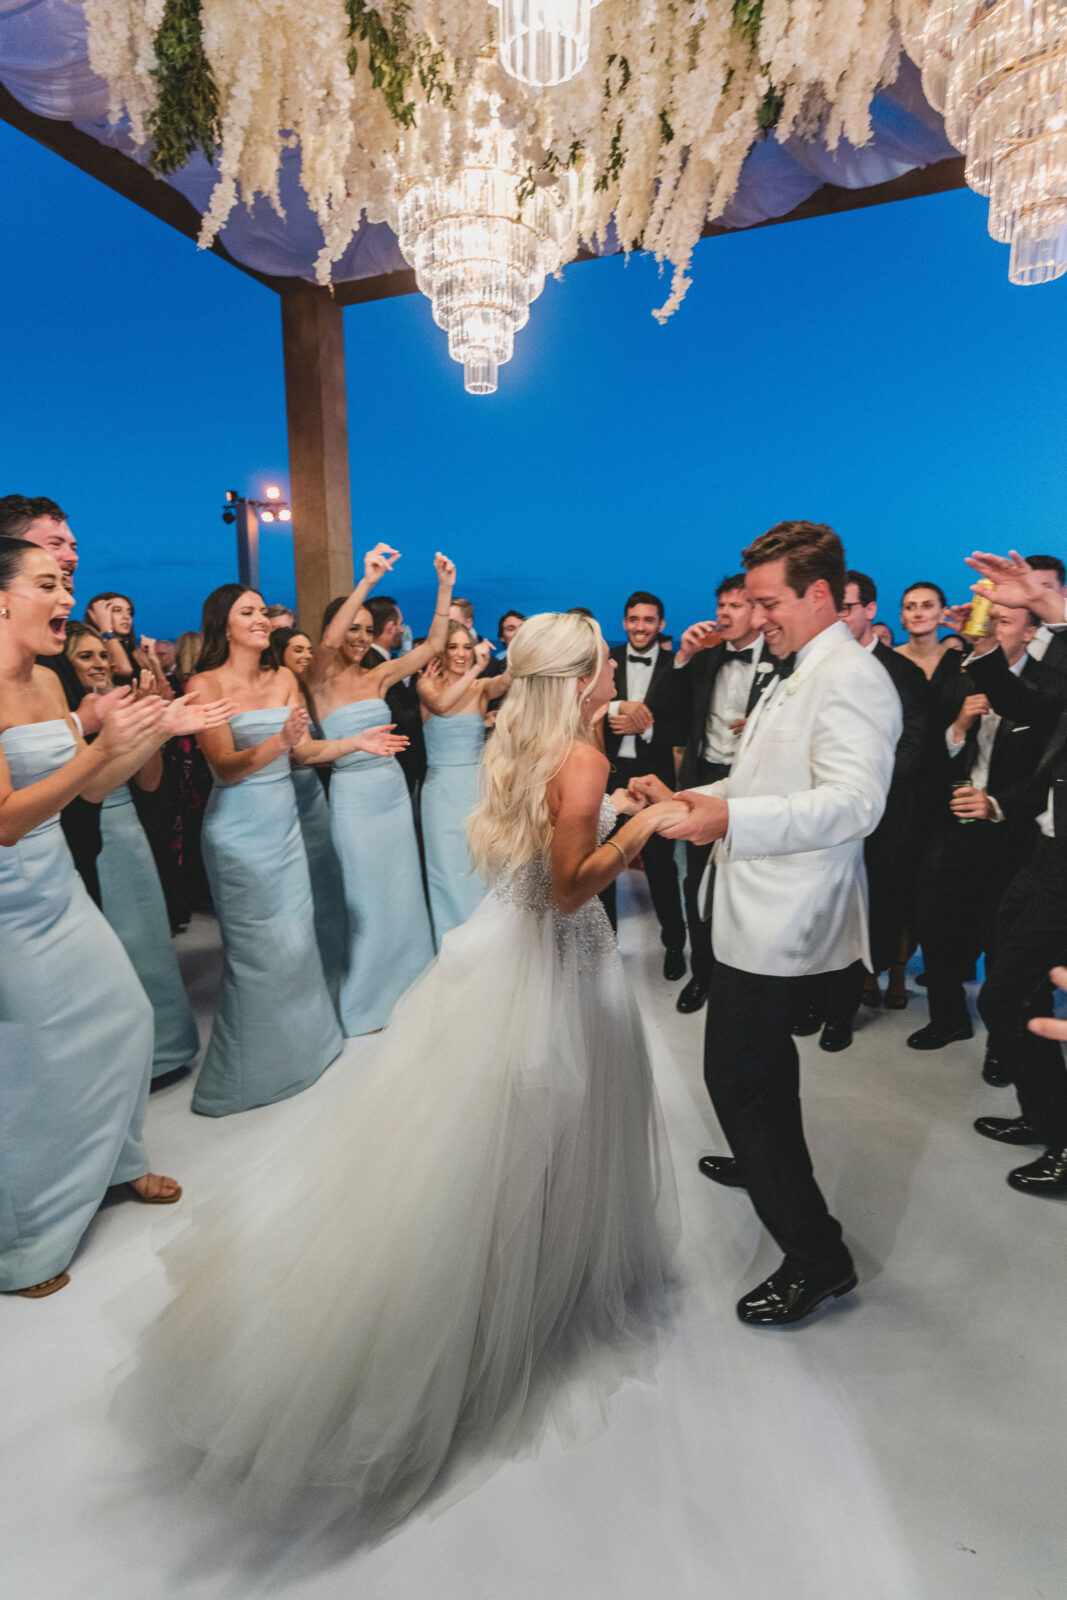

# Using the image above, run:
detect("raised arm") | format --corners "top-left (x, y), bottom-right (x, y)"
top-left (549, 742), bottom-right (689, 914)
top-left (306, 543), bottom-right (400, 688)
top-left (417, 635), bottom-right (492, 717)
top-left (377, 552), bottom-right (457, 694)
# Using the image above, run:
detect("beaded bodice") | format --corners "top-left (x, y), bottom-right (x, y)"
top-left (491, 795), bottom-right (618, 964)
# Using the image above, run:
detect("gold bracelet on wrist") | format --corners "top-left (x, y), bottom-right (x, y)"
top-left (604, 837), bottom-right (628, 872)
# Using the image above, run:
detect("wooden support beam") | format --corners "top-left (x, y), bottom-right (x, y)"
top-left (280, 289), bottom-right (354, 635)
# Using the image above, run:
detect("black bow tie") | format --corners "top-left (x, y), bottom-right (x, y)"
top-left (628, 654), bottom-right (652, 666)
top-left (726, 647), bottom-right (754, 665)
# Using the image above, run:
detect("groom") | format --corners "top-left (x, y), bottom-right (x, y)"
top-left (634, 522), bottom-right (900, 1325)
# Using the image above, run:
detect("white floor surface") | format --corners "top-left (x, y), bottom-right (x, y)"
top-left (3, 873), bottom-right (1066, 1600)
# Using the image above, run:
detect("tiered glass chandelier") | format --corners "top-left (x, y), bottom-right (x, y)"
top-left (395, 94), bottom-right (575, 394)
top-left (903, 0), bottom-right (1067, 285)
top-left (489, 0), bottom-right (605, 88)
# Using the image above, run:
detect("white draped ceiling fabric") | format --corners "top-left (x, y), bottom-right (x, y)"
top-left (0, 0), bottom-right (958, 292)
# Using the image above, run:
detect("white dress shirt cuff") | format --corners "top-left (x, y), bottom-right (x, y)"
top-left (608, 700), bottom-right (621, 718)
top-left (946, 728), bottom-right (965, 756)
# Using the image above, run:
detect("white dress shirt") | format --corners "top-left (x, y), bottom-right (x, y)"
top-left (701, 636), bottom-right (764, 767)
top-left (610, 642), bottom-right (658, 760)
top-left (1026, 595), bottom-right (1067, 661)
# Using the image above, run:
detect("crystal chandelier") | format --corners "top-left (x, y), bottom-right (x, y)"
top-left (395, 95), bottom-right (575, 394)
top-left (489, 0), bottom-right (604, 87)
top-left (903, 0), bottom-right (1067, 285)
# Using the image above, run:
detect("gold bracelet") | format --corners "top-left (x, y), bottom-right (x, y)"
top-left (604, 837), bottom-right (628, 871)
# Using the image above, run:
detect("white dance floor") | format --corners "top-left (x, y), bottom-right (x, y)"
top-left (3, 873), bottom-right (1065, 1600)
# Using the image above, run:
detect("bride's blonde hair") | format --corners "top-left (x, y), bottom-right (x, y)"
top-left (467, 611), bottom-right (604, 880)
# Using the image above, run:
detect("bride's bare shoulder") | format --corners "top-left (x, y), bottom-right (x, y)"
top-left (551, 740), bottom-right (609, 810)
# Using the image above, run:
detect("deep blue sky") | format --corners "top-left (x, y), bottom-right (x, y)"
top-left (2, 118), bottom-right (1065, 645)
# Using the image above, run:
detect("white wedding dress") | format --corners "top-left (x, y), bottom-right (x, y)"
top-left (138, 797), bottom-right (678, 1536)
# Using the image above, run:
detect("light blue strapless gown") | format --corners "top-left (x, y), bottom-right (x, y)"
top-left (421, 712), bottom-right (487, 946)
top-left (320, 699), bottom-right (434, 1035)
top-left (98, 783), bottom-right (200, 1080)
top-left (193, 710), bottom-right (343, 1116)
top-left (291, 763), bottom-right (347, 1007)
top-left (0, 721), bottom-right (154, 1292)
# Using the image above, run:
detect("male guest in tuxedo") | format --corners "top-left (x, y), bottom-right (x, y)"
top-left (1022, 555), bottom-right (1067, 677)
top-left (0, 494), bottom-right (108, 903)
top-left (604, 590), bottom-right (686, 980)
top-left (484, 610), bottom-right (525, 678)
top-left (956, 549), bottom-right (1067, 1197)
top-left (633, 523), bottom-right (899, 1324)
top-left (364, 595), bottom-right (426, 792)
top-left (817, 571), bottom-right (928, 1050)
top-left (907, 604), bottom-right (1053, 1054)
top-left (669, 574), bottom-right (778, 1013)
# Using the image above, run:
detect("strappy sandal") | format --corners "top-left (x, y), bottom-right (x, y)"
top-left (9, 1272), bottom-right (70, 1299)
top-left (125, 1179), bottom-right (183, 1206)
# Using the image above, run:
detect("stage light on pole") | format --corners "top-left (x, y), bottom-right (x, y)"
top-left (261, 510), bottom-right (275, 523)
top-left (265, 485), bottom-right (281, 500)
top-left (278, 507), bottom-right (291, 522)
top-left (220, 482), bottom-right (291, 589)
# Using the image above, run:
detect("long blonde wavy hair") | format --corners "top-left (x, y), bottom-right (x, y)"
top-left (467, 611), bottom-right (604, 881)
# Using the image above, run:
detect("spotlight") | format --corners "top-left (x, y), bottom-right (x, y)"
top-left (261, 510), bottom-right (275, 523)
top-left (265, 486), bottom-right (281, 500)
top-left (225, 489), bottom-right (238, 503)
top-left (278, 508), bottom-right (291, 522)
top-left (222, 510), bottom-right (236, 524)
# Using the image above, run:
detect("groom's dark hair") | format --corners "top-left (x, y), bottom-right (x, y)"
top-left (623, 590), bottom-right (664, 618)
top-left (743, 521), bottom-right (845, 610)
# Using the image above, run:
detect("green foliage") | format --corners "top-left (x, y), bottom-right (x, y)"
top-left (344, 0), bottom-right (451, 128)
top-left (594, 120), bottom-right (626, 193)
top-left (147, 0), bottom-right (221, 176)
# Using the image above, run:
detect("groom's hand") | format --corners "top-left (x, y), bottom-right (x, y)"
top-left (658, 792), bottom-right (729, 844)
top-left (627, 774), bottom-right (673, 806)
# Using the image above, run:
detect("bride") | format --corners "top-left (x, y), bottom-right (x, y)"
top-left (139, 610), bottom-right (686, 1534)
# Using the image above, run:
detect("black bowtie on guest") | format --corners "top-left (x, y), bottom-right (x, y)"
top-left (628, 653), bottom-right (652, 666)
top-left (725, 647), bottom-right (754, 665)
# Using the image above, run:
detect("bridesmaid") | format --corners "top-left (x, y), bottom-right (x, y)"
top-left (186, 584), bottom-right (406, 1115)
top-left (306, 544), bottom-right (454, 1035)
top-left (418, 622), bottom-right (510, 944)
top-left (266, 626), bottom-right (348, 1004)
top-left (0, 537), bottom-right (224, 1297)
top-left (64, 623), bottom-right (200, 1082)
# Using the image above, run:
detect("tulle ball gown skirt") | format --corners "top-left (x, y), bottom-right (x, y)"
top-left (98, 783), bottom-right (200, 1080)
top-left (192, 710), bottom-right (342, 1117)
top-left (320, 700), bottom-right (435, 1036)
top-left (0, 722), bottom-right (153, 1292)
top-left (421, 711), bottom-right (487, 946)
top-left (136, 858), bottom-right (678, 1536)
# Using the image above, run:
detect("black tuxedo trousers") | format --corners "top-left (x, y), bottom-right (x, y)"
top-left (705, 963), bottom-right (851, 1272)
top-left (611, 754), bottom-right (685, 952)
top-left (979, 836), bottom-right (1067, 1146)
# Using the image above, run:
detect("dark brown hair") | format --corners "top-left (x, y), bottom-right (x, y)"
top-left (0, 496), bottom-right (67, 539)
top-left (196, 583), bottom-right (266, 673)
top-left (742, 521), bottom-right (845, 610)
top-left (845, 569), bottom-right (877, 608)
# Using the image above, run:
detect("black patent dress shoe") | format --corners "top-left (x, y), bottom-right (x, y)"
top-left (819, 1022), bottom-right (853, 1053)
top-left (697, 1155), bottom-right (746, 1189)
top-left (906, 1023), bottom-right (974, 1050)
top-left (982, 1051), bottom-right (1011, 1087)
top-left (663, 947), bottom-right (686, 982)
top-left (790, 1003), bottom-right (824, 1038)
top-left (737, 1258), bottom-right (858, 1327)
top-left (974, 1115), bottom-right (1042, 1145)
top-left (676, 976), bottom-right (709, 1014)
top-left (1007, 1146), bottom-right (1067, 1196)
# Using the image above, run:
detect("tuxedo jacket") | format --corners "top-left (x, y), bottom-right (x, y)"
top-left (691, 623), bottom-right (901, 977)
top-left (962, 648), bottom-right (1067, 830)
top-left (603, 646), bottom-right (682, 787)
top-left (671, 640), bottom-right (779, 790)
top-left (936, 655), bottom-right (1054, 829)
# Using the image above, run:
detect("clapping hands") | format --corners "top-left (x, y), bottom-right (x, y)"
top-left (162, 693), bottom-right (237, 737)
top-left (356, 723), bottom-right (410, 758)
top-left (609, 701), bottom-right (653, 736)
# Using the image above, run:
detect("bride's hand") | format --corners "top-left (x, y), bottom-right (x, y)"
top-left (642, 799), bottom-right (693, 837)
top-left (610, 785), bottom-right (646, 815)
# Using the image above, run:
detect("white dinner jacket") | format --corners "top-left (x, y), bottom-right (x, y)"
top-left (691, 621), bottom-right (902, 978)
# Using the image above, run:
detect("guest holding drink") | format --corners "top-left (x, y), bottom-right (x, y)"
top-left (186, 584), bottom-right (406, 1113)
top-left (418, 621), bottom-right (510, 943)
top-left (306, 545), bottom-right (454, 1034)
top-left (64, 623), bottom-right (200, 1081)
top-left (267, 626), bottom-right (348, 1003)
top-left (0, 538), bottom-right (228, 1297)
